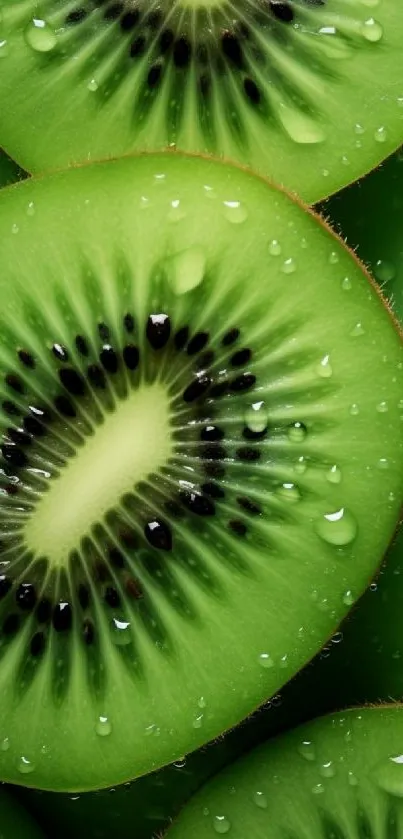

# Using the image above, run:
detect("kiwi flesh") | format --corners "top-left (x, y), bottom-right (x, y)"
top-left (0, 152), bottom-right (400, 792)
top-left (166, 705), bottom-right (403, 839)
top-left (1, 3), bottom-right (403, 202)
top-left (319, 148), bottom-right (403, 322)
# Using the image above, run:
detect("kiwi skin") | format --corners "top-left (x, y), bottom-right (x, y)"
top-left (166, 704), bottom-right (403, 839)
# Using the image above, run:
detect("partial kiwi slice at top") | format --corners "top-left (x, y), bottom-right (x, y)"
top-left (320, 148), bottom-right (403, 322)
top-left (0, 152), bottom-right (401, 792)
top-left (1, 3), bottom-right (403, 201)
top-left (166, 705), bottom-right (403, 839)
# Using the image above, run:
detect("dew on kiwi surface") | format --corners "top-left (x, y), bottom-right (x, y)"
top-left (314, 507), bottom-right (358, 547)
top-left (371, 755), bottom-right (403, 798)
top-left (24, 18), bottom-right (57, 53)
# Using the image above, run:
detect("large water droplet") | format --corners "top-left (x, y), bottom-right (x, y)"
top-left (374, 260), bottom-right (396, 284)
top-left (25, 18), bottom-right (57, 52)
top-left (223, 200), bottom-right (247, 224)
top-left (244, 401), bottom-right (268, 434)
top-left (312, 783), bottom-right (325, 795)
top-left (193, 714), bottom-right (204, 729)
top-left (298, 740), bottom-right (316, 761)
top-left (341, 276), bottom-right (352, 291)
top-left (350, 322), bottom-right (365, 337)
top-left (361, 17), bottom-right (383, 41)
top-left (168, 246), bottom-right (206, 295)
top-left (269, 239), bottom-right (282, 256)
top-left (87, 78), bottom-right (99, 93)
top-left (288, 421), bottom-right (307, 443)
top-left (320, 761), bottom-right (336, 778)
top-left (259, 652), bottom-right (274, 669)
top-left (213, 815), bottom-right (231, 834)
top-left (343, 589), bottom-right (355, 606)
top-left (316, 354), bottom-right (332, 378)
top-left (96, 715), bottom-right (112, 737)
top-left (281, 257), bottom-right (296, 274)
top-left (18, 756), bottom-right (35, 775)
top-left (277, 103), bottom-right (326, 144)
top-left (348, 770), bottom-right (358, 786)
top-left (315, 507), bottom-right (358, 546)
top-left (276, 482), bottom-right (301, 503)
top-left (374, 126), bottom-right (387, 143)
top-left (253, 791), bottom-right (268, 809)
top-left (372, 755), bottom-right (403, 797)
top-left (111, 617), bottom-right (132, 646)
top-left (329, 251), bottom-right (340, 264)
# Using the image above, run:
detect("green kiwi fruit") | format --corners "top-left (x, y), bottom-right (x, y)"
top-left (1, 3), bottom-right (403, 201)
top-left (0, 152), bottom-right (400, 793)
top-left (0, 785), bottom-right (46, 838)
top-left (166, 705), bottom-right (403, 839)
top-left (320, 148), bottom-right (403, 322)
top-left (0, 150), bottom-right (26, 188)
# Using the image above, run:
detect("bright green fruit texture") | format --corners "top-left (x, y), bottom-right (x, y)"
top-left (0, 153), bottom-right (400, 792)
top-left (1, 2), bottom-right (403, 202)
top-left (166, 706), bottom-right (403, 839)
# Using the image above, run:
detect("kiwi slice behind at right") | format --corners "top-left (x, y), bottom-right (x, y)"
top-left (166, 705), bottom-right (403, 839)
top-left (1, 1), bottom-right (403, 201)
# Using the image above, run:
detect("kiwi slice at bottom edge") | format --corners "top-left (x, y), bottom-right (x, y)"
top-left (0, 152), bottom-right (400, 792)
top-left (1, 2), bottom-right (403, 203)
top-left (166, 705), bottom-right (403, 839)
top-left (0, 785), bottom-right (46, 838)
top-left (0, 150), bottom-right (26, 189)
top-left (319, 148), bottom-right (403, 322)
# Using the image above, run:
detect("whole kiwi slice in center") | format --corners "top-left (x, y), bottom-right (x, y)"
top-left (0, 153), bottom-right (400, 793)
top-left (1, 2), bottom-right (403, 201)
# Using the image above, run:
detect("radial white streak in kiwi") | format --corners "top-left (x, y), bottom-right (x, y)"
top-left (24, 384), bottom-right (173, 566)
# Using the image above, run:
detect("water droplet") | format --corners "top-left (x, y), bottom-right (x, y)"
top-left (26, 202), bottom-right (35, 217)
top-left (25, 18), bottom-right (57, 52)
top-left (370, 582), bottom-right (378, 592)
top-left (258, 652), bottom-right (274, 669)
top-left (341, 155), bottom-right (350, 166)
top-left (374, 126), bottom-right (387, 143)
top-left (11, 224), bottom-right (19, 235)
top-left (213, 815), bottom-right (231, 834)
top-left (269, 239), bottom-right (282, 256)
top-left (320, 761), bottom-right (336, 778)
top-left (288, 421), bottom-right (307, 443)
top-left (111, 617), bottom-right (132, 646)
top-left (312, 783), bottom-right (325, 795)
top-left (298, 740), bottom-right (316, 761)
top-left (326, 465), bottom-right (342, 484)
top-left (349, 403), bottom-right (360, 416)
top-left (374, 260), bottom-right (396, 284)
top-left (329, 251), bottom-right (340, 264)
top-left (167, 198), bottom-right (187, 223)
top-left (281, 257), bottom-right (296, 274)
top-left (378, 457), bottom-right (390, 470)
top-left (354, 123), bottom-right (366, 135)
top-left (279, 654), bottom-right (288, 668)
top-left (322, 169), bottom-right (330, 178)
top-left (96, 715), bottom-right (112, 737)
top-left (0, 39), bottom-right (9, 58)
top-left (203, 807), bottom-right (210, 817)
top-left (244, 401), bottom-right (268, 434)
top-left (372, 755), bottom-right (403, 797)
top-left (193, 714), bottom-right (204, 729)
top-left (168, 246), bottom-right (206, 295)
top-left (376, 401), bottom-right (388, 413)
top-left (173, 756), bottom-right (187, 769)
top-left (343, 589), bottom-right (355, 606)
top-left (1, 737), bottom-right (10, 752)
top-left (198, 696), bottom-right (207, 709)
top-left (276, 482), bottom-right (301, 503)
top-left (315, 507), bottom-right (358, 546)
top-left (87, 78), bottom-right (99, 92)
top-left (361, 17), bottom-right (383, 41)
top-left (294, 456), bottom-right (307, 474)
top-left (341, 276), bottom-right (352, 291)
top-left (223, 200), bottom-right (247, 224)
top-left (316, 354), bottom-right (332, 378)
top-left (348, 770), bottom-right (358, 786)
top-left (277, 102), bottom-right (326, 144)
top-left (253, 791), bottom-right (268, 809)
top-left (350, 322), bottom-right (365, 337)
top-left (18, 756), bottom-right (35, 775)
top-left (344, 729), bottom-right (353, 742)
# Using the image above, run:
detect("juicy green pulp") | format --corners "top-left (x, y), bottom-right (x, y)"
top-left (166, 706), bottom-right (403, 839)
top-left (1, 1), bottom-right (403, 202)
top-left (0, 154), bottom-right (400, 792)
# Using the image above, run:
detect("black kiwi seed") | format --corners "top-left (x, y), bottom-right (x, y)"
top-left (237, 497), bottom-right (262, 515)
top-left (164, 500), bottom-right (185, 519)
top-left (16, 583), bottom-right (37, 611)
top-left (98, 323), bottom-right (110, 342)
top-left (0, 575), bottom-right (11, 599)
top-left (179, 490), bottom-right (215, 517)
top-left (3, 614), bottom-right (20, 635)
top-left (244, 78), bottom-right (261, 105)
top-left (18, 349), bottom-right (35, 369)
top-left (36, 598), bottom-right (51, 624)
top-left (202, 445), bottom-right (227, 461)
top-left (270, 1), bottom-right (295, 23)
top-left (183, 374), bottom-right (212, 403)
top-left (100, 346), bottom-right (119, 374)
top-left (221, 32), bottom-right (244, 69)
top-left (53, 602), bottom-right (73, 632)
top-left (236, 446), bottom-right (261, 462)
top-left (130, 36), bottom-right (146, 59)
top-left (1, 444), bottom-right (28, 468)
top-left (87, 364), bottom-right (106, 389)
top-left (144, 519), bottom-right (172, 551)
top-left (201, 482), bottom-right (225, 500)
top-left (173, 37), bottom-right (191, 68)
top-left (147, 64), bottom-right (163, 89)
top-left (196, 350), bottom-right (215, 370)
top-left (52, 343), bottom-right (69, 362)
top-left (121, 10), bottom-right (140, 32)
top-left (200, 425), bottom-right (224, 442)
top-left (209, 381), bottom-right (229, 399)
top-left (108, 547), bottom-right (125, 569)
top-left (23, 414), bottom-right (46, 437)
top-left (82, 619), bottom-right (95, 645)
top-left (104, 586), bottom-right (121, 608)
top-left (123, 345), bottom-right (139, 370)
top-left (5, 374), bottom-right (24, 394)
top-left (229, 520), bottom-right (248, 537)
top-left (222, 328), bottom-right (240, 347)
top-left (123, 313), bottom-right (135, 333)
top-left (75, 335), bottom-right (89, 356)
top-left (7, 428), bottom-right (31, 447)
top-left (174, 326), bottom-right (189, 351)
top-left (66, 8), bottom-right (87, 25)
top-left (59, 368), bottom-right (86, 396)
top-left (104, 2), bottom-right (123, 22)
top-left (187, 332), bottom-right (209, 355)
top-left (146, 314), bottom-right (171, 350)
top-left (230, 373), bottom-right (256, 392)
top-left (243, 425), bottom-right (267, 441)
top-left (160, 29), bottom-right (174, 53)
top-left (231, 348), bottom-right (251, 367)
top-left (3, 400), bottom-right (20, 417)
top-left (204, 462), bottom-right (226, 479)
top-left (30, 632), bottom-right (46, 657)
top-left (54, 395), bottom-right (76, 417)
top-left (78, 584), bottom-right (90, 610)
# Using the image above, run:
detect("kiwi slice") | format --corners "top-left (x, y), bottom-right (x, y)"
top-left (0, 150), bottom-right (26, 188)
top-left (0, 785), bottom-right (46, 838)
top-left (0, 152), bottom-right (400, 792)
top-left (1, 2), bottom-right (403, 201)
top-left (320, 148), bottom-right (403, 322)
top-left (166, 705), bottom-right (403, 839)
